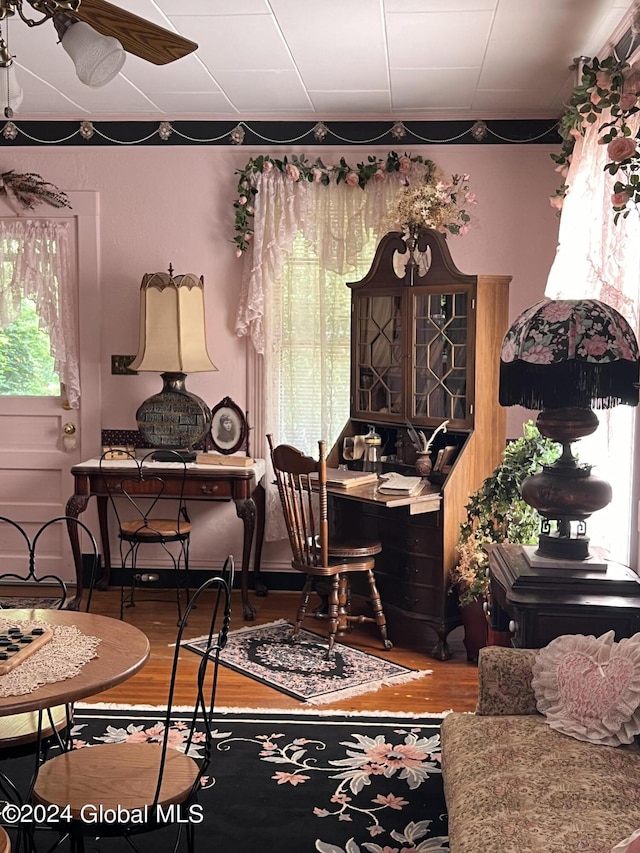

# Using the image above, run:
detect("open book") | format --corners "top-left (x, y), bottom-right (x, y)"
top-left (377, 473), bottom-right (424, 496)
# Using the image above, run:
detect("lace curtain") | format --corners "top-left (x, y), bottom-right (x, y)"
top-left (0, 219), bottom-right (79, 408)
top-left (236, 172), bottom-right (414, 540)
top-left (545, 112), bottom-right (640, 563)
top-left (235, 169), bottom-right (421, 354)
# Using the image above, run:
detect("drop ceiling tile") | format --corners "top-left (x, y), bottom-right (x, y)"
top-left (159, 0), bottom-right (270, 14)
top-left (472, 88), bottom-right (559, 111)
top-left (170, 15), bottom-right (293, 71)
top-left (269, 0), bottom-right (388, 89)
top-left (212, 70), bottom-right (313, 112)
top-left (386, 11), bottom-right (494, 67)
top-left (308, 90), bottom-right (393, 113)
top-left (385, 0), bottom-right (497, 9)
top-left (139, 92), bottom-right (238, 114)
top-left (390, 68), bottom-right (479, 109)
top-left (120, 54), bottom-right (220, 94)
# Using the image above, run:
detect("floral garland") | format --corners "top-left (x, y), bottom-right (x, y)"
top-left (0, 170), bottom-right (71, 212)
top-left (550, 55), bottom-right (640, 221)
top-left (233, 151), bottom-right (475, 255)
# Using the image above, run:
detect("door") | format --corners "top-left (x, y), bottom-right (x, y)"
top-left (0, 192), bottom-right (100, 581)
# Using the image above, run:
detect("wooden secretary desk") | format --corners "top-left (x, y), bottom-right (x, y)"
top-left (327, 229), bottom-right (510, 659)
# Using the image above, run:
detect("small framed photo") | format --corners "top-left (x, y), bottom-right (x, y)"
top-left (209, 397), bottom-right (248, 454)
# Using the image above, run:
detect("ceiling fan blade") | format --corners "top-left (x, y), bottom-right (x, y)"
top-left (71, 0), bottom-right (198, 65)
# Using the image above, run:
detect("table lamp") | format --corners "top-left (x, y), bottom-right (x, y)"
top-left (130, 266), bottom-right (217, 461)
top-left (499, 298), bottom-right (639, 563)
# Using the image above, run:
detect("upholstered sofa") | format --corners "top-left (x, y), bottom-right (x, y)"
top-left (441, 645), bottom-right (640, 853)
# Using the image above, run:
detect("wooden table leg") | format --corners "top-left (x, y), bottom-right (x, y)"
top-left (252, 482), bottom-right (267, 598)
top-left (95, 495), bottom-right (112, 591)
top-left (64, 494), bottom-right (89, 611)
top-left (234, 496), bottom-right (257, 620)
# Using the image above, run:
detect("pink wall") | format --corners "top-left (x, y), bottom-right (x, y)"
top-left (4, 141), bottom-right (560, 571)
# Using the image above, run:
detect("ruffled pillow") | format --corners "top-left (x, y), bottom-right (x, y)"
top-left (531, 630), bottom-right (640, 746)
top-left (612, 828), bottom-right (640, 852)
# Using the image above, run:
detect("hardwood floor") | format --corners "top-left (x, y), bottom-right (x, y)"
top-left (83, 587), bottom-right (480, 714)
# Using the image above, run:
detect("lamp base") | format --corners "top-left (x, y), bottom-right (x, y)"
top-left (136, 372), bottom-right (211, 454)
top-left (521, 544), bottom-right (608, 572)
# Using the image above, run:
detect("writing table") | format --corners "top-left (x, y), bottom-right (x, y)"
top-left (65, 458), bottom-right (266, 619)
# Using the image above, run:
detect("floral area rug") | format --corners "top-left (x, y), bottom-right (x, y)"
top-left (183, 619), bottom-right (433, 705)
top-left (3, 704), bottom-right (449, 853)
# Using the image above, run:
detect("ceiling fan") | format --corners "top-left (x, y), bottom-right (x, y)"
top-left (0, 0), bottom-right (198, 66)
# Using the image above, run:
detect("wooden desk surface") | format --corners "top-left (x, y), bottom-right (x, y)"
top-left (326, 478), bottom-right (441, 515)
top-left (0, 610), bottom-right (150, 716)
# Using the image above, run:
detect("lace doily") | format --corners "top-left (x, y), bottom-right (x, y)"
top-left (0, 617), bottom-right (100, 697)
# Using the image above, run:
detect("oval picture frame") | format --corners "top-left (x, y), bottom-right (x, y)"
top-left (209, 397), bottom-right (248, 455)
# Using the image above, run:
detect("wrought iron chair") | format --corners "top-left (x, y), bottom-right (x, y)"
top-left (31, 558), bottom-right (234, 853)
top-left (267, 435), bottom-right (392, 657)
top-left (99, 449), bottom-right (192, 621)
top-left (0, 515), bottom-right (98, 612)
top-left (0, 515), bottom-right (99, 851)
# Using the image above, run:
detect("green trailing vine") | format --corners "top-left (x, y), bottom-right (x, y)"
top-left (450, 421), bottom-right (560, 605)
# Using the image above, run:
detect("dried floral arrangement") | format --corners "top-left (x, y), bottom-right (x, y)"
top-left (0, 170), bottom-right (71, 212)
top-left (385, 162), bottom-right (476, 237)
top-left (450, 421), bottom-right (559, 606)
top-left (232, 151), bottom-right (475, 255)
top-left (550, 54), bottom-right (640, 222)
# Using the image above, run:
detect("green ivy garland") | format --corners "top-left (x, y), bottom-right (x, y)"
top-left (232, 151), bottom-right (433, 255)
top-left (550, 55), bottom-right (640, 222)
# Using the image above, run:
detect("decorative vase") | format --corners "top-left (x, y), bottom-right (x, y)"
top-left (461, 598), bottom-right (488, 664)
top-left (415, 452), bottom-right (432, 477)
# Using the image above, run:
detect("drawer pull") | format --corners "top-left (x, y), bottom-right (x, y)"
top-left (508, 620), bottom-right (518, 634)
top-left (201, 485), bottom-right (219, 495)
top-left (482, 601), bottom-right (490, 616)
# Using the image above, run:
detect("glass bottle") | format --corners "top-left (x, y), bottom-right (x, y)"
top-left (363, 425), bottom-right (382, 473)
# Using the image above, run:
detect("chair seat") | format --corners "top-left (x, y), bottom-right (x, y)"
top-left (32, 742), bottom-right (200, 818)
top-left (292, 555), bottom-right (375, 576)
top-left (328, 537), bottom-right (382, 558)
top-left (120, 520), bottom-right (192, 539)
top-left (0, 705), bottom-right (68, 750)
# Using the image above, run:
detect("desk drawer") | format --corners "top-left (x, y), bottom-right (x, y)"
top-left (182, 480), bottom-right (233, 500)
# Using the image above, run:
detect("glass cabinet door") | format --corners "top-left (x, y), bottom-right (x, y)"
top-left (412, 290), bottom-right (469, 423)
top-left (354, 294), bottom-right (403, 417)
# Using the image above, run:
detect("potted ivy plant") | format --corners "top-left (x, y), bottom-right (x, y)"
top-left (450, 420), bottom-right (560, 660)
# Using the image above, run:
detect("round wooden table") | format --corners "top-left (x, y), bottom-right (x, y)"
top-left (0, 609), bottom-right (150, 716)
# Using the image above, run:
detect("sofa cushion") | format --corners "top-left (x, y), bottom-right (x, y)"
top-left (531, 631), bottom-right (640, 746)
top-left (475, 646), bottom-right (539, 716)
top-left (441, 712), bottom-right (640, 853)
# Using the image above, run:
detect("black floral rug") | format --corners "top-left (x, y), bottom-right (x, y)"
top-left (1, 705), bottom-right (449, 853)
top-left (183, 620), bottom-right (433, 704)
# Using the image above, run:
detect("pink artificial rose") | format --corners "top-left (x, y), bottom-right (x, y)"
top-left (373, 169), bottom-right (386, 182)
top-left (607, 137), bottom-right (637, 162)
top-left (620, 93), bottom-right (638, 111)
top-left (378, 160), bottom-right (387, 172)
top-left (549, 194), bottom-right (564, 211)
top-left (235, 249), bottom-right (242, 258)
top-left (345, 171), bottom-right (360, 187)
top-left (311, 167), bottom-right (323, 183)
top-left (612, 190), bottom-right (631, 207)
top-left (595, 71), bottom-right (612, 90)
top-left (554, 164), bottom-right (569, 177)
top-left (398, 156), bottom-right (412, 175)
top-left (466, 192), bottom-right (477, 204)
top-left (238, 195), bottom-right (247, 205)
top-left (285, 164), bottom-right (300, 182)
top-left (262, 160), bottom-right (273, 173)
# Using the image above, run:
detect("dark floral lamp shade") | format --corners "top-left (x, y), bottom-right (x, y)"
top-left (499, 299), bottom-right (639, 410)
top-left (498, 298), bottom-right (639, 563)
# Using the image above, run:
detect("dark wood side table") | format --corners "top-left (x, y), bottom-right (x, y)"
top-left (65, 458), bottom-right (266, 619)
top-left (488, 542), bottom-right (640, 648)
